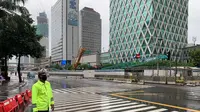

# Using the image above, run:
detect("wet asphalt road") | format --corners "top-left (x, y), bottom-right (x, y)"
top-left (122, 85), bottom-right (200, 110)
top-left (0, 74), bottom-right (200, 110)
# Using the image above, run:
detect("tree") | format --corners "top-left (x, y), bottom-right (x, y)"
top-left (11, 14), bottom-right (44, 82)
top-left (0, 0), bottom-right (28, 18)
top-left (0, 16), bottom-right (17, 80)
top-left (0, 0), bottom-right (29, 81)
top-left (189, 49), bottom-right (200, 67)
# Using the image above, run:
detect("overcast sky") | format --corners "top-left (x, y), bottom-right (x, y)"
top-left (25, 0), bottom-right (200, 53)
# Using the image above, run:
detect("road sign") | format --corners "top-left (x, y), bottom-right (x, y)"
top-left (136, 54), bottom-right (140, 59)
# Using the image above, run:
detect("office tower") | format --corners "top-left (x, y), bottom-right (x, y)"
top-left (80, 7), bottom-right (102, 54)
top-left (109, 0), bottom-right (188, 64)
top-left (51, 0), bottom-right (79, 64)
top-left (37, 12), bottom-right (49, 38)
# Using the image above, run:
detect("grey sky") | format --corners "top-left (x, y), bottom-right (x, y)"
top-left (25, 0), bottom-right (200, 52)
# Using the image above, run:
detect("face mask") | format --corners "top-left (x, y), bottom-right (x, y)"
top-left (40, 75), bottom-right (47, 81)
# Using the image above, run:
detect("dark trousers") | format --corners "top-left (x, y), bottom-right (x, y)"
top-left (38, 111), bottom-right (49, 112)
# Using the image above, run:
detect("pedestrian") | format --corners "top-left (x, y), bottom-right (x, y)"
top-left (32, 69), bottom-right (54, 112)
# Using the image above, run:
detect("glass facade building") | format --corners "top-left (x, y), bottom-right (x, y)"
top-left (109, 0), bottom-right (188, 64)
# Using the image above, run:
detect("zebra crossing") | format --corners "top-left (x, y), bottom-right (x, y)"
top-left (53, 87), bottom-right (179, 112)
top-left (53, 86), bottom-right (132, 94)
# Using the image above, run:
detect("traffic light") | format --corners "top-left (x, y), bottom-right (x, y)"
top-left (167, 51), bottom-right (171, 60)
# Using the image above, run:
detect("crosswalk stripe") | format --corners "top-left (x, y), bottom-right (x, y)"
top-left (55, 99), bottom-right (123, 108)
top-left (51, 87), bottom-right (182, 112)
top-left (55, 102), bottom-right (138, 112)
top-left (55, 99), bottom-right (124, 111)
top-left (54, 95), bottom-right (111, 102)
top-left (54, 94), bottom-right (106, 99)
top-left (54, 94), bottom-right (108, 100)
top-left (53, 88), bottom-right (95, 94)
top-left (53, 89), bottom-right (66, 93)
top-left (147, 108), bottom-right (168, 112)
top-left (124, 106), bottom-right (157, 112)
top-left (76, 102), bottom-right (137, 112)
top-left (55, 97), bottom-right (115, 106)
top-left (103, 104), bottom-right (147, 112)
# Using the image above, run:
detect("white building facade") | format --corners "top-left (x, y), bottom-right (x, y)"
top-left (51, 0), bottom-right (79, 65)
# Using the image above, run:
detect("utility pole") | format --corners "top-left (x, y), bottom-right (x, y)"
top-left (157, 38), bottom-right (163, 76)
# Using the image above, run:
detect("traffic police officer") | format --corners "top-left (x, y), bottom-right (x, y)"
top-left (32, 69), bottom-right (54, 112)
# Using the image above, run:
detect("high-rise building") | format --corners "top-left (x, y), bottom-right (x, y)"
top-left (51, 0), bottom-right (79, 64)
top-left (80, 7), bottom-right (102, 54)
top-left (37, 12), bottom-right (48, 38)
top-left (109, 0), bottom-right (188, 64)
top-left (36, 12), bottom-right (49, 66)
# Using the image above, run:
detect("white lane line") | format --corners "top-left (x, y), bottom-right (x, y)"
top-left (55, 98), bottom-right (122, 108)
top-left (76, 102), bottom-right (137, 112)
top-left (124, 106), bottom-right (157, 112)
top-left (55, 98), bottom-right (115, 106)
top-left (103, 104), bottom-right (147, 112)
top-left (147, 108), bottom-right (168, 112)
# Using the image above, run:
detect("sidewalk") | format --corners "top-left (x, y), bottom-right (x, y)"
top-left (0, 75), bottom-right (27, 93)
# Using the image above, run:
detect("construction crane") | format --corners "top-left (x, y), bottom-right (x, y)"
top-left (73, 47), bottom-right (86, 70)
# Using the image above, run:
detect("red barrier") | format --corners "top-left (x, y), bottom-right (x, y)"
top-left (0, 104), bottom-right (4, 112)
top-left (9, 98), bottom-right (18, 111)
top-left (15, 94), bottom-right (23, 105)
top-left (21, 92), bottom-right (29, 103)
top-left (0, 99), bottom-right (12, 112)
top-left (26, 90), bottom-right (32, 98)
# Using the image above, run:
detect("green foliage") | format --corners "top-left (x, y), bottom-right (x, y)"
top-left (0, 0), bottom-right (44, 82)
top-left (78, 63), bottom-right (91, 70)
top-left (50, 64), bottom-right (63, 70)
top-left (189, 49), bottom-right (200, 67)
top-left (101, 63), bottom-right (113, 68)
top-left (64, 65), bottom-right (73, 70)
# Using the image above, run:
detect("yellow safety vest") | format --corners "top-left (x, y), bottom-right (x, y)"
top-left (32, 80), bottom-right (54, 112)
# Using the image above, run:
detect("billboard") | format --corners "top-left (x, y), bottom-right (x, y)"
top-left (61, 60), bottom-right (67, 66)
top-left (68, 0), bottom-right (78, 26)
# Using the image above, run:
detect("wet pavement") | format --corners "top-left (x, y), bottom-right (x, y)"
top-left (113, 85), bottom-right (200, 110)
top-left (1, 74), bottom-right (200, 111)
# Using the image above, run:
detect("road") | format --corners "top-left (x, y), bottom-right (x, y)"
top-left (1, 74), bottom-right (200, 112)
